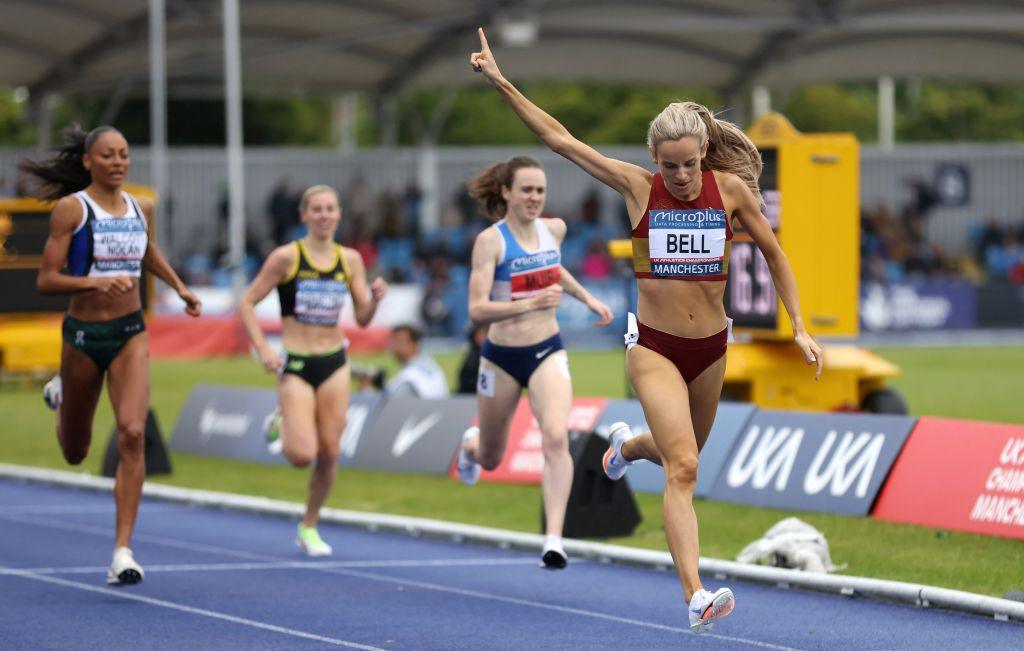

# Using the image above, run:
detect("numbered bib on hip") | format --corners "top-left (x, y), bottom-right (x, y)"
top-left (477, 368), bottom-right (496, 397)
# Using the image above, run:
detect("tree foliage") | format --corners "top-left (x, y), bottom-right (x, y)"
top-left (3, 81), bottom-right (1024, 148)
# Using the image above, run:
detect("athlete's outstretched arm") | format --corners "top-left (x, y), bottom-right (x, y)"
top-left (557, 266), bottom-right (613, 326)
top-left (138, 197), bottom-right (201, 317)
top-left (468, 227), bottom-right (561, 325)
top-left (238, 246), bottom-right (293, 372)
top-left (471, 28), bottom-right (651, 212)
top-left (344, 248), bottom-right (388, 327)
top-left (725, 174), bottom-right (824, 379)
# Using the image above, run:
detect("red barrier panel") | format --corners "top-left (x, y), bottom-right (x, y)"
top-left (148, 316), bottom-right (389, 359)
top-left (448, 397), bottom-right (607, 485)
top-left (873, 417), bottom-right (1024, 539)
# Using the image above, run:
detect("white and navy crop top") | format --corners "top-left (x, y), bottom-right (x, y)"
top-left (66, 191), bottom-right (148, 278)
top-left (490, 218), bottom-right (562, 302)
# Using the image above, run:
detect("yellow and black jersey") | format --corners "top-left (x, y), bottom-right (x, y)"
top-left (278, 240), bottom-right (351, 327)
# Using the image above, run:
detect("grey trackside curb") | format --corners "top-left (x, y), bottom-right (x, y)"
top-left (2, 462), bottom-right (1021, 624)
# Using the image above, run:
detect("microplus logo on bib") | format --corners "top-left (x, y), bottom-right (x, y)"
top-left (647, 209), bottom-right (727, 278)
top-left (510, 250), bottom-right (560, 272)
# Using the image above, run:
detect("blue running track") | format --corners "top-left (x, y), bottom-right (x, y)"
top-left (0, 478), bottom-right (1019, 650)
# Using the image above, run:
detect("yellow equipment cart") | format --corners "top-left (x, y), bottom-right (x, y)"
top-left (0, 185), bottom-right (156, 378)
top-left (610, 113), bottom-right (905, 413)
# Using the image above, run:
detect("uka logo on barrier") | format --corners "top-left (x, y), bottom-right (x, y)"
top-left (711, 411), bottom-right (915, 516)
top-left (726, 426), bottom-right (885, 498)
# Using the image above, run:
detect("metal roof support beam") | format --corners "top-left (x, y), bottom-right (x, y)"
top-left (99, 75), bottom-right (137, 126)
top-left (149, 0), bottom-right (171, 259)
top-left (222, 0), bottom-right (247, 297)
top-left (878, 75), bottom-right (895, 150)
top-left (376, 10), bottom-right (491, 98)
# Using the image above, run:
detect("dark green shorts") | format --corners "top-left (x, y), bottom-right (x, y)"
top-left (62, 311), bottom-right (146, 372)
top-left (282, 347), bottom-right (348, 389)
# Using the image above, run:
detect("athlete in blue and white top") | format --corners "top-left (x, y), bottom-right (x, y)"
top-left (29, 125), bottom-right (201, 586)
top-left (455, 155), bottom-right (613, 569)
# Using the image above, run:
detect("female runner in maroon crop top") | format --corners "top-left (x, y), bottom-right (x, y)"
top-left (471, 28), bottom-right (823, 633)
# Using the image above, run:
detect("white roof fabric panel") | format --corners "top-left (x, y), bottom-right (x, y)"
top-left (0, 0), bottom-right (1022, 99)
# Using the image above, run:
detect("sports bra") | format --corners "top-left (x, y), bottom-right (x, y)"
top-left (490, 218), bottom-right (562, 302)
top-left (66, 191), bottom-right (148, 278)
top-left (278, 240), bottom-right (351, 326)
top-left (631, 170), bottom-right (732, 281)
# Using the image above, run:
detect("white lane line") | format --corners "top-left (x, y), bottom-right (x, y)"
top-left (0, 512), bottom-right (798, 650)
top-left (0, 504), bottom-right (175, 514)
top-left (1, 557), bottom-right (540, 576)
top-left (329, 567), bottom-right (797, 651)
top-left (1, 569), bottom-right (383, 650)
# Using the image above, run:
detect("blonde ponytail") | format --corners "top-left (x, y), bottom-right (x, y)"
top-left (647, 101), bottom-right (763, 206)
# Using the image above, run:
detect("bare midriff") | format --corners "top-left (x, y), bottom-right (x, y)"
top-left (636, 277), bottom-right (727, 338)
top-left (281, 317), bottom-right (348, 355)
top-left (486, 306), bottom-right (559, 347)
top-left (68, 287), bottom-right (143, 322)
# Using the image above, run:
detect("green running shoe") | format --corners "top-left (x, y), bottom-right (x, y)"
top-left (265, 410), bottom-right (283, 455)
top-left (296, 524), bottom-right (332, 557)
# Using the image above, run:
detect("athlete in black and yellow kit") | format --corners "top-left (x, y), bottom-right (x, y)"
top-left (239, 185), bottom-right (387, 555)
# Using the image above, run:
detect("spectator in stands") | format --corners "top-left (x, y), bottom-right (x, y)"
top-left (402, 182), bottom-right (423, 235)
top-left (268, 176), bottom-right (300, 245)
top-left (976, 218), bottom-right (1004, 264)
top-left (457, 323), bottom-right (488, 394)
top-left (385, 324), bottom-right (450, 399)
top-left (420, 254), bottom-right (453, 336)
top-left (986, 232), bottom-right (1023, 280)
top-left (345, 173), bottom-right (371, 222)
top-left (343, 217), bottom-right (378, 272)
top-left (580, 187), bottom-right (601, 225)
top-left (580, 237), bottom-right (613, 279)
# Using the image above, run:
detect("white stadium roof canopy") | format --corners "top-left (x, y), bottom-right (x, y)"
top-left (2, 0), bottom-right (1024, 101)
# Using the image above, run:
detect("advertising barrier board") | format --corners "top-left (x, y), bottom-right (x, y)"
top-left (170, 385), bottom-right (380, 466)
top-left (594, 400), bottom-right (755, 497)
top-left (470, 397), bottom-right (608, 484)
top-left (352, 395), bottom-right (477, 475)
top-left (873, 417), bottom-right (1024, 540)
top-left (860, 281), bottom-right (976, 332)
top-left (709, 410), bottom-right (916, 515)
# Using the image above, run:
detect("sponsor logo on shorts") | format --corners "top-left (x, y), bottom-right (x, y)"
top-left (75, 330), bottom-right (85, 346)
top-left (534, 346), bottom-right (553, 359)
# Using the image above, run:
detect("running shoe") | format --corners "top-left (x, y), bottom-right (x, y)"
top-left (296, 524), bottom-right (333, 557)
top-left (106, 547), bottom-right (144, 585)
top-left (688, 587), bottom-right (735, 634)
top-left (456, 426), bottom-right (482, 486)
top-left (42, 375), bottom-right (62, 411)
top-left (265, 409), bottom-right (283, 455)
top-left (540, 538), bottom-right (568, 570)
top-left (602, 421), bottom-right (636, 481)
